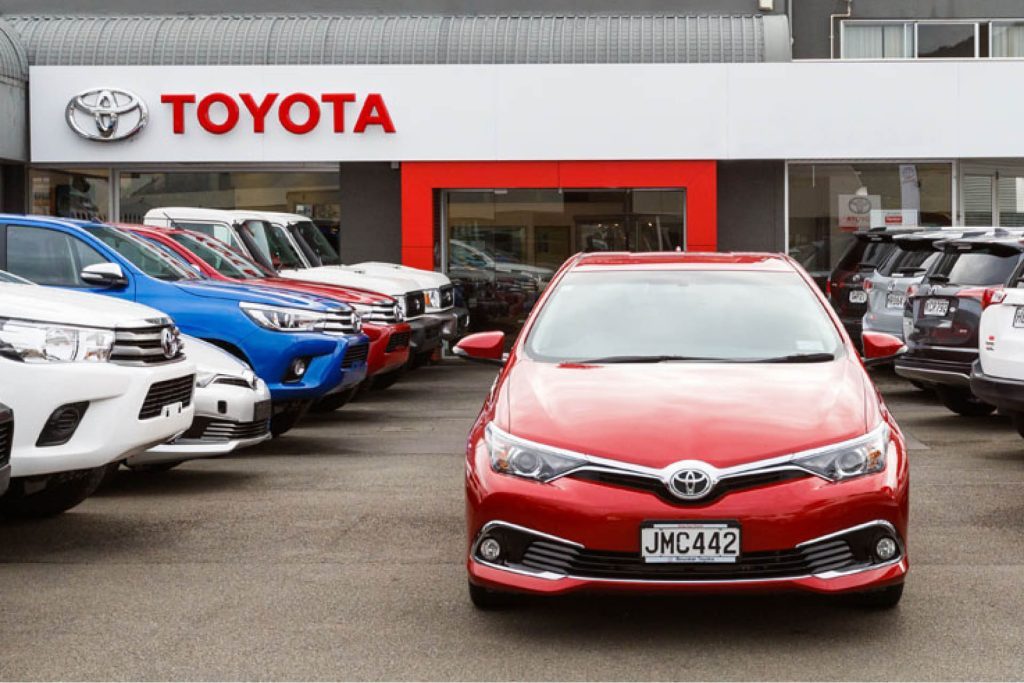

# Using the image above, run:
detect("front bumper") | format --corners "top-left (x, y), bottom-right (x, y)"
top-left (237, 328), bottom-right (354, 402)
top-left (4, 358), bottom-right (197, 478)
top-left (407, 316), bottom-right (444, 355)
top-left (424, 306), bottom-right (471, 341)
top-left (969, 362), bottom-right (1024, 414)
top-left (895, 353), bottom-right (974, 388)
top-left (364, 323), bottom-right (411, 377)
top-left (466, 435), bottom-right (908, 596)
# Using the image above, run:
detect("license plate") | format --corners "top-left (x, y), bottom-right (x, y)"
top-left (1014, 307), bottom-right (1024, 328)
top-left (849, 290), bottom-right (867, 304)
top-left (886, 292), bottom-right (906, 309)
top-left (924, 299), bottom-right (949, 316)
top-left (640, 522), bottom-right (740, 564)
top-left (252, 400), bottom-right (272, 422)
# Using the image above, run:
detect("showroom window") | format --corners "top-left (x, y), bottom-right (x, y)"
top-left (29, 169), bottom-right (111, 221)
top-left (787, 163), bottom-right (953, 282)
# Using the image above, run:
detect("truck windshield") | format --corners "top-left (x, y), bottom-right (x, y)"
top-left (241, 220), bottom-right (307, 270)
top-left (526, 270), bottom-right (842, 363)
top-left (171, 233), bottom-right (267, 280)
top-left (291, 220), bottom-right (342, 266)
top-left (89, 225), bottom-right (198, 281)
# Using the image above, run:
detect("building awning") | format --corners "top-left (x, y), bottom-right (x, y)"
top-left (8, 14), bottom-right (791, 65)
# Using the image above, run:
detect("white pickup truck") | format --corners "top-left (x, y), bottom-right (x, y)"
top-left (971, 286), bottom-right (1024, 436)
top-left (0, 276), bottom-right (196, 516)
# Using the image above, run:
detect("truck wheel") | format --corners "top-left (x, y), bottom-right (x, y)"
top-left (849, 583), bottom-right (904, 610)
top-left (468, 581), bottom-right (516, 610)
top-left (936, 387), bottom-right (996, 417)
top-left (312, 387), bottom-right (359, 413)
top-left (0, 467), bottom-right (107, 519)
top-left (371, 370), bottom-right (404, 391)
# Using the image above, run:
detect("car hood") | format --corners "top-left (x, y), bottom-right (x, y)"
top-left (181, 335), bottom-right (252, 376)
top-left (278, 267), bottom-right (420, 296)
top-left (0, 283), bottom-right (169, 328)
top-left (349, 262), bottom-right (451, 288)
top-left (255, 277), bottom-right (392, 306)
top-left (502, 358), bottom-right (870, 470)
top-left (174, 280), bottom-right (334, 310)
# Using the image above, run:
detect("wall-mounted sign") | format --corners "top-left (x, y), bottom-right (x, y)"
top-left (838, 194), bottom-right (880, 232)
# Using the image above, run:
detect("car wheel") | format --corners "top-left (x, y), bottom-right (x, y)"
top-left (123, 461), bottom-right (182, 473)
top-left (311, 387), bottom-right (359, 413)
top-left (0, 467), bottom-right (107, 519)
top-left (935, 387), bottom-right (996, 417)
top-left (468, 581), bottom-right (516, 610)
top-left (849, 583), bottom-right (904, 610)
top-left (371, 370), bottom-right (404, 391)
top-left (270, 405), bottom-right (308, 438)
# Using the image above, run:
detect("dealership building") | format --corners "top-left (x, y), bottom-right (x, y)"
top-left (2, 0), bottom-right (1024, 323)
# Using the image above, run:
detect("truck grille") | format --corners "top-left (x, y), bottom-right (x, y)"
top-left (111, 321), bottom-right (184, 366)
top-left (404, 291), bottom-right (426, 319)
top-left (385, 330), bottom-right (411, 352)
top-left (138, 374), bottom-right (194, 420)
top-left (322, 308), bottom-right (359, 335)
top-left (440, 285), bottom-right (455, 308)
top-left (341, 342), bottom-right (369, 368)
top-left (0, 404), bottom-right (12, 468)
top-left (181, 417), bottom-right (269, 443)
top-left (362, 301), bottom-right (401, 324)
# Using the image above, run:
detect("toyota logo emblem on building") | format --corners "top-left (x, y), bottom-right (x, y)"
top-left (65, 87), bottom-right (148, 142)
top-left (668, 466), bottom-right (716, 501)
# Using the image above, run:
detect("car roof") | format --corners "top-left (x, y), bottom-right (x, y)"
top-left (570, 252), bottom-right (796, 272)
top-left (937, 228), bottom-right (1024, 253)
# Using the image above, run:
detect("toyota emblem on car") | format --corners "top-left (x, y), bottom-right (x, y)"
top-left (65, 87), bottom-right (149, 141)
top-left (668, 467), bottom-right (715, 500)
top-left (160, 327), bottom-right (178, 359)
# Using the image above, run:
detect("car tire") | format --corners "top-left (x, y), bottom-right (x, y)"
top-left (371, 370), bottom-right (404, 391)
top-left (849, 583), bottom-right (904, 609)
top-left (311, 387), bottom-right (359, 413)
top-left (0, 467), bottom-right (107, 519)
top-left (468, 581), bottom-right (516, 610)
top-left (935, 387), bottom-right (996, 417)
top-left (270, 404), bottom-right (308, 438)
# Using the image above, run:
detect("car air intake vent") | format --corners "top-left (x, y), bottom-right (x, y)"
top-left (139, 374), bottom-right (194, 420)
top-left (0, 405), bottom-right (12, 468)
top-left (181, 417), bottom-right (269, 443)
top-left (341, 342), bottom-right (369, 368)
top-left (385, 330), bottom-right (411, 352)
top-left (112, 322), bottom-right (184, 365)
top-left (440, 284), bottom-right (455, 308)
top-left (323, 309), bottom-right (359, 335)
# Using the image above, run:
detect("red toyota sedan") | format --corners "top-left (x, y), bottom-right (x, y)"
top-left (455, 252), bottom-right (909, 609)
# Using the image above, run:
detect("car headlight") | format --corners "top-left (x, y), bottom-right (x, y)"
top-left (0, 318), bottom-right (115, 363)
top-left (425, 288), bottom-right (442, 309)
top-left (485, 423), bottom-right (587, 482)
top-left (793, 423), bottom-right (890, 481)
top-left (239, 302), bottom-right (327, 332)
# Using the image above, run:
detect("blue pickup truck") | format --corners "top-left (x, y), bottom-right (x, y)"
top-left (0, 215), bottom-right (369, 436)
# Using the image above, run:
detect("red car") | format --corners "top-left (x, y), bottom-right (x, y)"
top-left (122, 224), bottom-right (412, 395)
top-left (455, 252), bottom-right (909, 609)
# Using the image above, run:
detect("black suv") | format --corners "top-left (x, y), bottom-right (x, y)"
top-left (828, 227), bottom-right (921, 349)
top-left (896, 230), bottom-right (1024, 416)
top-left (0, 403), bottom-right (11, 496)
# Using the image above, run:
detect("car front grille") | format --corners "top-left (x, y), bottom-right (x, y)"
top-left (518, 536), bottom-right (859, 581)
top-left (181, 417), bottom-right (269, 443)
top-left (385, 330), bottom-right (411, 352)
top-left (404, 291), bottom-right (426, 319)
top-left (567, 468), bottom-right (810, 506)
top-left (322, 309), bottom-right (359, 335)
top-left (362, 302), bottom-right (401, 324)
top-left (111, 321), bottom-right (184, 366)
top-left (0, 404), bottom-right (12, 468)
top-left (138, 374), bottom-right (195, 420)
top-left (440, 284), bottom-right (455, 308)
top-left (341, 342), bottom-right (369, 368)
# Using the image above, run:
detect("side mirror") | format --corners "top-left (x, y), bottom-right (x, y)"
top-left (80, 262), bottom-right (128, 288)
top-left (453, 331), bottom-right (506, 366)
top-left (862, 331), bottom-right (907, 367)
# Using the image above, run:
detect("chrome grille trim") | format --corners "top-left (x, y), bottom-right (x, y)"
top-left (322, 308), bottom-right (359, 335)
top-left (111, 321), bottom-right (184, 366)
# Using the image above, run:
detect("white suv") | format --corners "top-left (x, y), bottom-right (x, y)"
top-left (971, 286), bottom-right (1024, 436)
top-left (0, 279), bottom-right (196, 516)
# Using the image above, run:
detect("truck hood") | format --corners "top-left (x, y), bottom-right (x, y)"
top-left (278, 267), bottom-right (420, 296)
top-left (0, 283), bottom-right (169, 328)
top-left (173, 280), bottom-right (336, 311)
top-left (349, 262), bottom-right (452, 288)
top-left (254, 277), bottom-right (392, 306)
top-left (502, 357), bottom-right (870, 470)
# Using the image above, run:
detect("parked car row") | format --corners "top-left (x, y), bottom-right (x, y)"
top-left (0, 209), bottom-right (467, 517)
top-left (828, 225), bottom-right (1024, 433)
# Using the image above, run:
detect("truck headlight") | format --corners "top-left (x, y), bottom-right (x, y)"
top-left (0, 318), bottom-right (115, 363)
top-left (793, 423), bottom-right (890, 481)
top-left (425, 288), bottom-right (442, 309)
top-left (485, 423), bottom-right (587, 482)
top-left (240, 302), bottom-right (326, 333)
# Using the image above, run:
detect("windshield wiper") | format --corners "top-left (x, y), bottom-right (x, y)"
top-left (571, 355), bottom-right (733, 364)
top-left (752, 353), bottom-right (836, 363)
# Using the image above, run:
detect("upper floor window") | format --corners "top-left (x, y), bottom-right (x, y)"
top-left (841, 20), bottom-right (988, 59)
top-left (992, 22), bottom-right (1024, 57)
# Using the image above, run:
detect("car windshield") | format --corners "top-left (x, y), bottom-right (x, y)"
top-left (243, 220), bottom-right (307, 270)
top-left (526, 270), bottom-right (843, 363)
top-left (291, 220), bottom-right (342, 266)
top-left (834, 238), bottom-right (894, 276)
top-left (88, 225), bottom-right (198, 281)
top-left (170, 233), bottom-right (266, 280)
top-left (929, 250), bottom-right (1022, 286)
top-left (879, 247), bottom-right (940, 278)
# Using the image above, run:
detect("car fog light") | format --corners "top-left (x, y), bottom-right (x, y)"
top-left (479, 538), bottom-right (502, 562)
top-left (875, 536), bottom-right (898, 561)
top-left (291, 358), bottom-right (307, 377)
